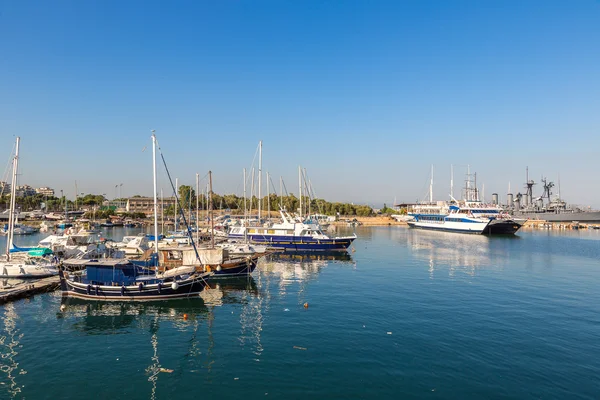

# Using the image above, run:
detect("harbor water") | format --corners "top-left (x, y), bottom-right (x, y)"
top-left (1, 226), bottom-right (599, 399)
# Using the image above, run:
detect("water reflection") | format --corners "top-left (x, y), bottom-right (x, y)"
top-left (261, 251), bottom-right (354, 283)
top-left (0, 304), bottom-right (25, 398)
top-left (404, 229), bottom-right (519, 278)
top-left (59, 298), bottom-right (209, 332)
top-left (200, 277), bottom-right (258, 307)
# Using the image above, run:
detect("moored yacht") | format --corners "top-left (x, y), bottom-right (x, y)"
top-left (228, 209), bottom-right (356, 251)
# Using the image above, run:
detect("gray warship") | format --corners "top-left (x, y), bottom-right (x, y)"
top-left (501, 168), bottom-right (600, 222)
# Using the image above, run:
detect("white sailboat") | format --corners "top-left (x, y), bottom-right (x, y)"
top-left (0, 137), bottom-right (59, 278)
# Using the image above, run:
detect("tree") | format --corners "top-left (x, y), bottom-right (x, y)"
top-left (178, 185), bottom-right (195, 209)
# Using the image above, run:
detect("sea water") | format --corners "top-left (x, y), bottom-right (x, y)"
top-left (0, 226), bottom-right (599, 399)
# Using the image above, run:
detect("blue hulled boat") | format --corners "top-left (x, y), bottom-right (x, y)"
top-left (59, 259), bottom-right (212, 301)
top-left (228, 210), bottom-right (356, 251)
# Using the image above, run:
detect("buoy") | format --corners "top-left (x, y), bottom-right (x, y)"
top-left (183, 314), bottom-right (188, 320)
top-left (171, 282), bottom-right (179, 291)
top-left (121, 286), bottom-right (125, 296)
top-left (60, 304), bottom-right (66, 312)
top-left (138, 282), bottom-right (144, 292)
top-left (157, 282), bottom-right (162, 293)
top-left (303, 302), bottom-right (308, 309)
top-left (95, 286), bottom-right (99, 296)
top-left (86, 285), bottom-right (91, 295)
top-left (216, 266), bottom-right (222, 272)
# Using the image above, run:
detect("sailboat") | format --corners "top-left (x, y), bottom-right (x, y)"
top-left (58, 131), bottom-right (212, 301)
top-left (0, 137), bottom-right (59, 278)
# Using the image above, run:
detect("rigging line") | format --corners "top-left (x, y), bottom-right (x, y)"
top-left (1, 140), bottom-right (17, 187)
top-left (246, 142), bottom-right (261, 183)
top-left (154, 140), bottom-right (205, 271)
top-left (282, 179), bottom-right (289, 198)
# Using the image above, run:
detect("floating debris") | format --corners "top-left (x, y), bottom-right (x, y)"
top-left (293, 346), bottom-right (307, 351)
top-left (159, 368), bottom-right (173, 373)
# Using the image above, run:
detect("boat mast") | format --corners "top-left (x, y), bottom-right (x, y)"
top-left (209, 171), bottom-right (214, 249)
top-left (305, 169), bottom-right (311, 217)
top-left (250, 167), bottom-right (255, 219)
top-left (280, 176), bottom-right (283, 209)
top-left (429, 164), bottom-right (433, 203)
top-left (174, 177), bottom-right (178, 231)
top-left (196, 172), bottom-right (199, 244)
top-left (266, 171), bottom-right (270, 219)
top-left (299, 166), bottom-right (302, 218)
top-left (258, 140), bottom-right (262, 221)
top-left (160, 188), bottom-right (164, 235)
top-left (6, 137), bottom-right (19, 259)
top-left (243, 168), bottom-right (247, 242)
top-left (151, 131), bottom-right (159, 254)
top-left (450, 164), bottom-right (454, 200)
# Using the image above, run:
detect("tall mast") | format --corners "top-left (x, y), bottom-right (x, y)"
top-left (450, 164), bottom-right (454, 200)
top-left (6, 137), bottom-right (19, 258)
top-left (429, 164), bottom-right (433, 203)
top-left (160, 188), bottom-right (164, 235)
top-left (304, 168), bottom-right (310, 217)
top-left (466, 164), bottom-right (471, 200)
top-left (299, 166), bottom-right (302, 218)
top-left (280, 176), bottom-right (283, 209)
top-left (151, 131), bottom-right (159, 254)
top-left (250, 167), bottom-right (255, 218)
top-left (243, 168), bottom-right (247, 241)
top-left (195, 172), bottom-right (199, 244)
top-left (266, 171), bottom-right (270, 219)
top-left (174, 177), bottom-right (178, 231)
top-left (209, 171), bottom-right (214, 249)
top-left (258, 140), bottom-right (262, 220)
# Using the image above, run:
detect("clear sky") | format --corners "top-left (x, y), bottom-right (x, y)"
top-left (1, 0), bottom-right (599, 208)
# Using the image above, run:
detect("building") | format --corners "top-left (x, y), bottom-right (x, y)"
top-left (126, 196), bottom-right (177, 216)
top-left (0, 181), bottom-right (10, 196)
top-left (36, 187), bottom-right (55, 197)
top-left (16, 185), bottom-right (36, 197)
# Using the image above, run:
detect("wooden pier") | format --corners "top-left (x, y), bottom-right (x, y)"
top-left (0, 276), bottom-right (60, 305)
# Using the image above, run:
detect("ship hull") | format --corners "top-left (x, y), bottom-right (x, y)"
top-left (407, 220), bottom-right (489, 234)
top-left (482, 219), bottom-right (523, 234)
top-left (59, 270), bottom-right (210, 302)
top-left (514, 211), bottom-right (600, 222)
top-left (208, 257), bottom-right (258, 278)
top-left (228, 234), bottom-right (355, 251)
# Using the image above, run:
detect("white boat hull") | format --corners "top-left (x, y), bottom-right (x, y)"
top-left (407, 219), bottom-right (490, 234)
top-left (0, 263), bottom-right (58, 278)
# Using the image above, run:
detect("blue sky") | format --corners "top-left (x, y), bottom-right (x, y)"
top-left (1, 0), bottom-right (599, 207)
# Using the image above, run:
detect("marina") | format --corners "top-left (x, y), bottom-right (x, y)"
top-left (2, 1), bottom-right (599, 398)
top-left (1, 226), bottom-right (599, 398)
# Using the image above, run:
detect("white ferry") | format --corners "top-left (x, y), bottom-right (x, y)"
top-left (407, 202), bottom-right (524, 234)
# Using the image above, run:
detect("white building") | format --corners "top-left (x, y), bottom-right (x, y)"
top-left (0, 181), bottom-right (10, 196)
top-left (16, 185), bottom-right (36, 197)
top-left (36, 187), bottom-right (55, 197)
